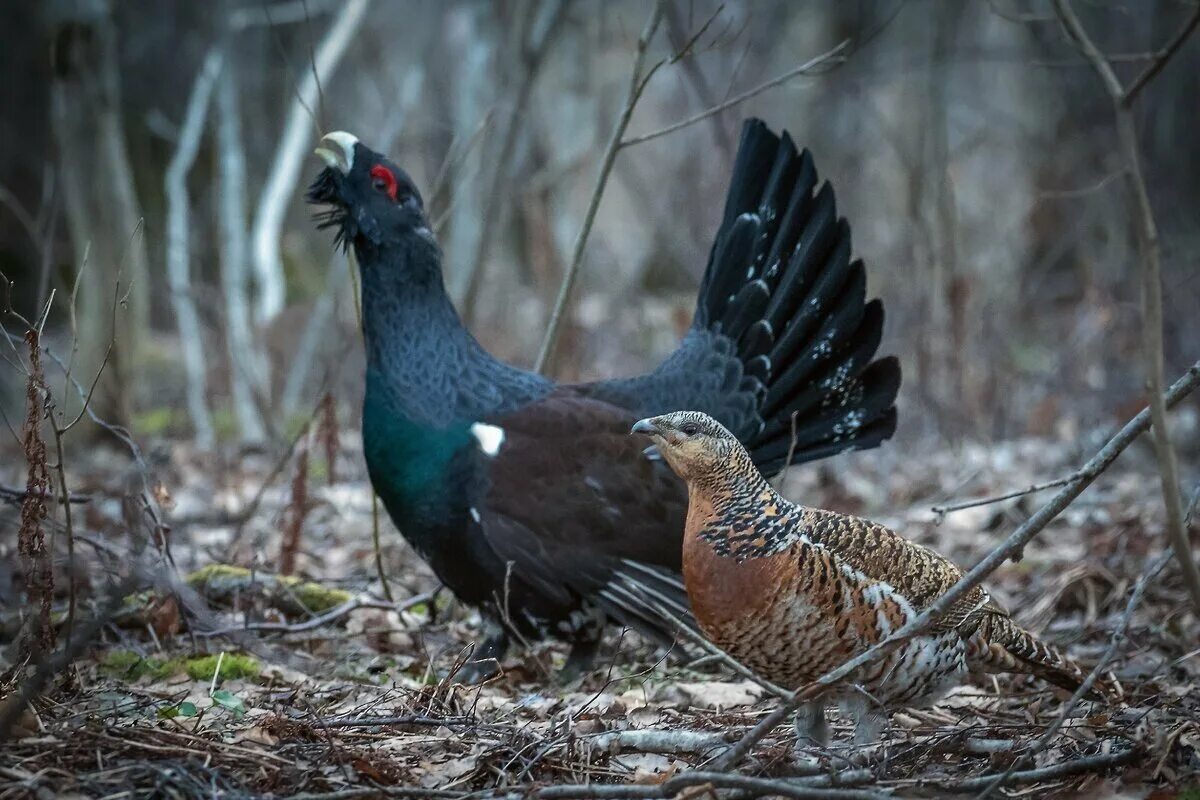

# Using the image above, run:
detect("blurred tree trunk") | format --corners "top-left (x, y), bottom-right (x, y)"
top-left (445, 4), bottom-right (496, 302)
top-left (44, 0), bottom-right (144, 426)
top-left (250, 0), bottom-right (372, 328)
top-left (165, 47), bottom-right (223, 450)
top-left (216, 49), bottom-right (268, 445)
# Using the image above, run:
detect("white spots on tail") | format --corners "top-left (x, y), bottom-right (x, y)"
top-left (470, 507), bottom-right (481, 523)
top-left (471, 422), bottom-right (506, 456)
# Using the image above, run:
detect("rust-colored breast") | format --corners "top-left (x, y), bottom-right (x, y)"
top-left (684, 505), bottom-right (854, 688)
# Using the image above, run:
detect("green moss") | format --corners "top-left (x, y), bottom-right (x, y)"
top-left (186, 564), bottom-right (253, 585)
top-left (308, 457), bottom-right (329, 482)
top-left (100, 650), bottom-right (180, 681)
top-left (283, 413), bottom-right (313, 441)
top-left (280, 577), bottom-right (352, 613)
top-left (132, 407), bottom-right (186, 437)
top-left (184, 653), bottom-right (260, 682)
top-left (211, 408), bottom-right (240, 442)
top-left (101, 649), bottom-right (260, 684)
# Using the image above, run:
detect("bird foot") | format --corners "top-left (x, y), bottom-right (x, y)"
top-left (793, 701), bottom-right (831, 751)
top-left (556, 637), bottom-right (600, 685)
top-left (452, 657), bottom-right (501, 685)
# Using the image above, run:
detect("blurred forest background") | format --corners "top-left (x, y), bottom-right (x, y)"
top-left (3, 2), bottom-right (1200, 794)
top-left (2, 0), bottom-right (1198, 453)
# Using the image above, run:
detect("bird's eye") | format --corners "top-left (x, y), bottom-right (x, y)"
top-left (680, 422), bottom-right (700, 437)
top-left (369, 164), bottom-right (399, 202)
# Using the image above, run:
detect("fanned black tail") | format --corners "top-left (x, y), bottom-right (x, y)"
top-left (697, 120), bottom-right (900, 475)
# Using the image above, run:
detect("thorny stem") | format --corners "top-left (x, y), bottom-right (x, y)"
top-left (533, 1), bottom-right (667, 374)
top-left (709, 360), bottom-right (1200, 771)
top-left (1053, 0), bottom-right (1200, 613)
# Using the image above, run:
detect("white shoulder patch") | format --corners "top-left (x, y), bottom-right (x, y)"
top-left (470, 422), bottom-right (506, 456)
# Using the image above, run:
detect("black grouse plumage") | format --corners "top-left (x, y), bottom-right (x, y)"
top-left (307, 119), bottom-right (900, 679)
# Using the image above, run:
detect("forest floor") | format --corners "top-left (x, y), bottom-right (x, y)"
top-left (1, 425), bottom-right (1198, 799)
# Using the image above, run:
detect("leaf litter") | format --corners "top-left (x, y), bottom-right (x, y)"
top-left (0, 429), bottom-right (1197, 797)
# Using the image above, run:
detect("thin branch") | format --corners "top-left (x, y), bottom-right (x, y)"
top-left (974, 551), bottom-right (1170, 799)
top-left (709, 360), bottom-right (1200, 771)
top-left (0, 483), bottom-right (90, 504)
top-left (620, 38), bottom-right (851, 149)
top-left (932, 474), bottom-right (1073, 520)
top-left (196, 592), bottom-right (430, 638)
top-left (1121, 3), bottom-right (1200, 106)
top-left (533, 1), bottom-right (667, 373)
top-left (1054, 0), bottom-right (1200, 613)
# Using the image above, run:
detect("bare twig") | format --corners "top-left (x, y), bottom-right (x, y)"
top-left (196, 593), bottom-right (427, 638)
top-left (1054, 0), bottom-right (1200, 613)
top-left (533, 1), bottom-right (667, 373)
top-left (0, 484), bottom-right (90, 504)
top-left (709, 360), bottom-right (1200, 771)
top-left (0, 574), bottom-right (139, 743)
top-left (932, 474), bottom-right (1073, 520)
top-left (620, 38), bottom-right (851, 149)
top-left (1120, 3), bottom-right (1200, 106)
top-left (974, 550), bottom-right (1170, 799)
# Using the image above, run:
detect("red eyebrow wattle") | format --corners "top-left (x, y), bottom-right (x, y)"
top-left (370, 164), bottom-right (398, 201)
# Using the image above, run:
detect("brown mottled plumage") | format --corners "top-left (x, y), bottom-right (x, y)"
top-left (632, 411), bottom-right (1119, 745)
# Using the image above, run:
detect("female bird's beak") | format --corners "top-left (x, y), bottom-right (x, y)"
top-left (630, 418), bottom-right (661, 437)
top-left (315, 131), bottom-right (359, 173)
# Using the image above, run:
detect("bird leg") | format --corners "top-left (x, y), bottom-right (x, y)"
top-left (454, 620), bottom-right (510, 684)
top-left (793, 700), bottom-right (830, 748)
top-left (559, 635), bottom-right (601, 684)
top-left (851, 708), bottom-right (888, 746)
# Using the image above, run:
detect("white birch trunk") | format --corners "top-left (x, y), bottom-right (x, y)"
top-left (165, 47), bottom-right (224, 450)
top-left (249, 0), bottom-right (373, 326)
top-left (216, 57), bottom-right (268, 444)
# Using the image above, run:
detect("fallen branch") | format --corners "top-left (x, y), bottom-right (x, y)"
top-left (583, 729), bottom-right (735, 756)
top-left (710, 360), bottom-right (1200, 771)
top-left (944, 746), bottom-right (1137, 792)
top-left (311, 714), bottom-right (472, 729)
top-left (533, 772), bottom-right (889, 799)
top-left (195, 592), bottom-right (427, 638)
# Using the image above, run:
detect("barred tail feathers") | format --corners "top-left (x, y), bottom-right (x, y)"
top-left (968, 614), bottom-right (1121, 702)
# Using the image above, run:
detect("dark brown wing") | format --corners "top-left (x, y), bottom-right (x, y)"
top-left (477, 388), bottom-right (693, 640)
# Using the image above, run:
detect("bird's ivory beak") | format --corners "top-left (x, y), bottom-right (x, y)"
top-left (315, 131), bottom-right (358, 173)
top-left (631, 418), bottom-right (661, 437)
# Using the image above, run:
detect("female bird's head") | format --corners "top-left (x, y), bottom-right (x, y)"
top-left (307, 131), bottom-right (431, 256)
top-left (631, 411), bottom-right (754, 486)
